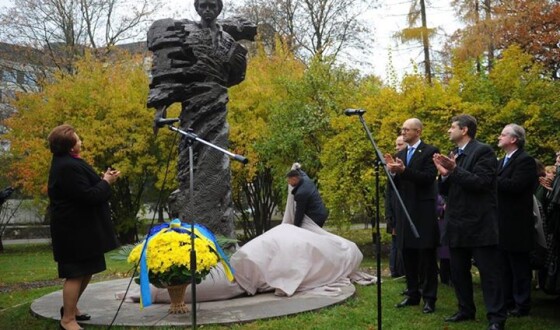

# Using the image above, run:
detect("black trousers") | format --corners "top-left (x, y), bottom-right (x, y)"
top-left (402, 247), bottom-right (438, 303)
top-left (450, 246), bottom-right (507, 323)
top-left (501, 250), bottom-right (532, 312)
top-left (439, 258), bottom-right (452, 285)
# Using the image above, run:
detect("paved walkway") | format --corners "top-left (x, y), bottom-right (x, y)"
top-left (3, 223), bottom-right (381, 246)
top-left (30, 279), bottom-right (355, 327)
top-left (3, 238), bottom-right (51, 245)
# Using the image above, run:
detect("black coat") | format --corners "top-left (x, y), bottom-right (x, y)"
top-left (439, 139), bottom-right (499, 248)
top-left (497, 149), bottom-right (537, 252)
top-left (48, 154), bottom-right (119, 262)
top-left (393, 142), bottom-right (440, 249)
top-left (292, 171), bottom-right (328, 227)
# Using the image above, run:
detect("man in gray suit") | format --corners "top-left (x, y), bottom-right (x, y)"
top-left (497, 124), bottom-right (537, 317)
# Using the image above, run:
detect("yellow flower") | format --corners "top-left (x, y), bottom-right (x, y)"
top-left (127, 227), bottom-right (221, 287)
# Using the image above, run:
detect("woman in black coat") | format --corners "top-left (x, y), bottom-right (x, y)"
top-left (47, 124), bottom-right (120, 330)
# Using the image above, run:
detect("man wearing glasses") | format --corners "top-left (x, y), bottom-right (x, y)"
top-left (385, 118), bottom-right (440, 314)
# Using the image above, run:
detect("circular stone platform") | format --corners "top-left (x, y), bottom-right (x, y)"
top-left (30, 279), bottom-right (355, 327)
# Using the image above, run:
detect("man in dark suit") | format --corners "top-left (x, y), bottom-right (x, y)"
top-left (497, 124), bottom-right (537, 317)
top-left (286, 168), bottom-right (329, 227)
top-left (433, 114), bottom-right (507, 330)
top-left (385, 118), bottom-right (439, 314)
top-left (385, 135), bottom-right (407, 278)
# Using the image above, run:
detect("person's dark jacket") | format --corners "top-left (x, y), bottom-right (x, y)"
top-left (393, 142), bottom-right (440, 249)
top-left (291, 171), bottom-right (328, 227)
top-left (48, 154), bottom-right (119, 262)
top-left (497, 149), bottom-right (537, 252)
top-left (439, 139), bottom-right (499, 248)
top-left (385, 184), bottom-right (396, 234)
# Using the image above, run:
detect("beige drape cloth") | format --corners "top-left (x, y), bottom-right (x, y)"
top-left (119, 171), bottom-right (375, 303)
top-left (231, 182), bottom-right (375, 297)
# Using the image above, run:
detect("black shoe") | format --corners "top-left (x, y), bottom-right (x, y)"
top-left (508, 308), bottom-right (529, 317)
top-left (396, 297), bottom-right (420, 308)
top-left (423, 301), bottom-right (435, 314)
top-left (488, 322), bottom-right (505, 330)
top-left (61, 306), bottom-right (91, 321)
top-left (444, 311), bottom-right (475, 322)
top-left (76, 313), bottom-right (91, 321)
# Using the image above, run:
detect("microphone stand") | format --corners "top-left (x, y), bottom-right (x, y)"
top-left (162, 123), bottom-right (248, 329)
top-left (351, 113), bottom-right (419, 330)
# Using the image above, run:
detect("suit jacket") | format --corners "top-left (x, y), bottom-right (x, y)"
top-left (439, 139), bottom-right (499, 248)
top-left (393, 142), bottom-right (439, 249)
top-left (291, 170), bottom-right (328, 227)
top-left (48, 154), bottom-right (119, 262)
top-left (497, 149), bottom-right (537, 252)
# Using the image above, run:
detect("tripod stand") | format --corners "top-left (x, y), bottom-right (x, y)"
top-left (164, 122), bottom-right (247, 328)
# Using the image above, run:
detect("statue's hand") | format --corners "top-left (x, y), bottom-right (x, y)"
top-left (153, 105), bottom-right (168, 135)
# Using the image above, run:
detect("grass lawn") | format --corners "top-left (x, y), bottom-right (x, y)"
top-left (1, 234), bottom-right (559, 329)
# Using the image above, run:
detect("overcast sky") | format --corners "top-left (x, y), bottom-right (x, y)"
top-left (0, 0), bottom-right (463, 82)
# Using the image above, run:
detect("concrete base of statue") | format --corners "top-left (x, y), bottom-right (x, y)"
top-left (30, 278), bottom-right (355, 327)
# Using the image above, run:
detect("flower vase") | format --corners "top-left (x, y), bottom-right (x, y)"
top-left (166, 283), bottom-right (189, 314)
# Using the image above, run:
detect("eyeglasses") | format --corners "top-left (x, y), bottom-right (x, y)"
top-left (401, 128), bottom-right (417, 132)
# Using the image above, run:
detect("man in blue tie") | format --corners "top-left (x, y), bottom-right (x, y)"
top-left (385, 118), bottom-right (440, 314)
top-left (433, 114), bottom-right (507, 330)
top-left (497, 124), bottom-right (537, 317)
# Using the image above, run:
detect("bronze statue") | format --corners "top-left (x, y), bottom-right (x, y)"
top-left (147, 0), bottom-right (256, 237)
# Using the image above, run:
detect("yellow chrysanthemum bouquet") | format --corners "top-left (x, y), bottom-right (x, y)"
top-left (127, 219), bottom-right (233, 288)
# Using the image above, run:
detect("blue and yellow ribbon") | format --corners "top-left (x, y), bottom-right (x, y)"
top-left (138, 219), bottom-right (235, 309)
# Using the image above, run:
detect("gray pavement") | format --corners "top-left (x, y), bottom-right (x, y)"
top-left (30, 279), bottom-right (355, 327)
top-left (3, 238), bottom-right (51, 245)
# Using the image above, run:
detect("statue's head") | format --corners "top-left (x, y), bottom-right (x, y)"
top-left (195, 0), bottom-right (223, 21)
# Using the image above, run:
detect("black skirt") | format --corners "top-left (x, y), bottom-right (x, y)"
top-left (57, 254), bottom-right (106, 279)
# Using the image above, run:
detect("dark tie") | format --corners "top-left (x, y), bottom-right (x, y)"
top-left (502, 156), bottom-right (510, 168)
top-left (406, 147), bottom-right (415, 165)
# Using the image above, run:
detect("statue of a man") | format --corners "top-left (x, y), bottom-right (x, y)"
top-left (147, 0), bottom-right (256, 237)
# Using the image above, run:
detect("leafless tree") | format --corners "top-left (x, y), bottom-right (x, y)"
top-left (232, 0), bottom-right (375, 62)
top-left (0, 0), bottom-right (162, 79)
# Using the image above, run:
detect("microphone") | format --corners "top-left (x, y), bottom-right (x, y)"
top-left (154, 117), bottom-right (180, 128)
top-left (233, 154), bottom-right (249, 164)
top-left (344, 109), bottom-right (366, 116)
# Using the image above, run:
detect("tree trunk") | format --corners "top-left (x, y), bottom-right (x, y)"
top-left (484, 0), bottom-right (494, 72)
top-left (475, 0), bottom-right (481, 73)
top-left (420, 0), bottom-right (432, 84)
top-left (233, 167), bottom-right (281, 240)
top-left (158, 206), bottom-right (165, 223)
